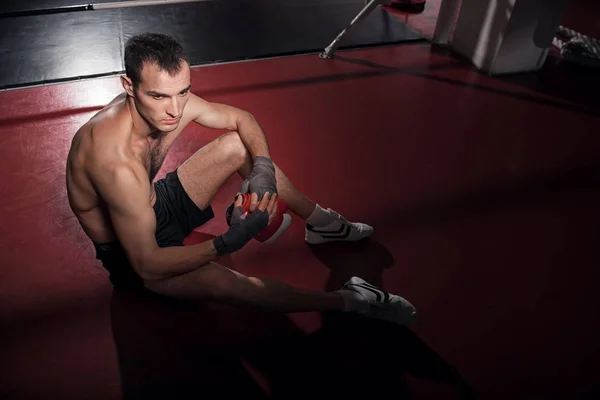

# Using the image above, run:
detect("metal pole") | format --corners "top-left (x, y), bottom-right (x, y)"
top-left (320, 0), bottom-right (386, 59)
top-left (432, 0), bottom-right (463, 45)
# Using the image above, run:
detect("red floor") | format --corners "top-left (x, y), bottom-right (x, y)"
top-left (1, 40), bottom-right (600, 399)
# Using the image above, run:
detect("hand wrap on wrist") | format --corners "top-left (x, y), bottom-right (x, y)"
top-left (213, 204), bottom-right (268, 255)
top-left (239, 156), bottom-right (277, 200)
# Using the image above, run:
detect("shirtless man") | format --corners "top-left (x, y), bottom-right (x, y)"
top-left (66, 33), bottom-right (417, 325)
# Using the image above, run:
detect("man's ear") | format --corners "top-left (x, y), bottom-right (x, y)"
top-left (121, 75), bottom-right (135, 97)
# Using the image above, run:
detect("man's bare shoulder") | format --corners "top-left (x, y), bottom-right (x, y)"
top-left (72, 94), bottom-right (134, 164)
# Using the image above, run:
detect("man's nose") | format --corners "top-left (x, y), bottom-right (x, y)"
top-left (166, 97), bottom-right (181, 118)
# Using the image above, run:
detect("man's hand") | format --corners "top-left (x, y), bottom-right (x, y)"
top-left (213, 192), bottom-right (278, 255)
top-left (240, 156), bottom-right (278, 211)
top-left (264, 192), bottom-right (279, 227)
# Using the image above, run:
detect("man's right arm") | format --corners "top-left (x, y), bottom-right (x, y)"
top-left (92, 161), bottom-right (218, 281)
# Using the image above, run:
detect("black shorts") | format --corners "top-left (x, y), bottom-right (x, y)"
top-left (93, 169), bottom-right (214, 289)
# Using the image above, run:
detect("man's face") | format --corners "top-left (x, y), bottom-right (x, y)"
top-left (132, 61), bottom-right (191, 132)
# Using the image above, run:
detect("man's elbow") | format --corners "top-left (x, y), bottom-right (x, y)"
top-left (136, 267), bottom-right (158, 282)
top-left (249, 112), bottom-right (260, 125)
top-left (132, 254), bottom-right (161, 281)
top-left (133, 263), bottom-right (155, 281)
top-left (240, 110), bottom-right (257, 125)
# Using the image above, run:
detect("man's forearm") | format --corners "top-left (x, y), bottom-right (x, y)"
top-left (140, 240), bottom-right (218, 280)
top-left (237, 113), bottom-right (271, 159)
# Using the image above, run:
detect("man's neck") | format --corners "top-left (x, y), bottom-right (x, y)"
top-left (126, 95), bottom-right (161, 141)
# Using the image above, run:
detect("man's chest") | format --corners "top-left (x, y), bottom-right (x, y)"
top-left (135, 134), bottom-right (176, 181)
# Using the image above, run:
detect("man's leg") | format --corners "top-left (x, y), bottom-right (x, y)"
top-left (144, 261), bottom-right (418, 325)
top-left (176, 131), bottom-right (317, 217)
top-left (145, 261), bottom-right (343, 312)
top-left (176, 131), bottom-right (373, 243)
top-left (152, 132), bottom-right (414, 324)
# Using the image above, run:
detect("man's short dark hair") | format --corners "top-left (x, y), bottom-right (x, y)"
top-left (124, 33), bottom-right (189, 87)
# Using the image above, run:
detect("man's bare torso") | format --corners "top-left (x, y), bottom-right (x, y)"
top-left (66, 93), bottom-right (191, 245)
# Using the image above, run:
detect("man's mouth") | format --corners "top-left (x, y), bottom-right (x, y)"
top-left (163, 118), bottom-right (179, 125)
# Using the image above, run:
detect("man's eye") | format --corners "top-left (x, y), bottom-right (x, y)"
top-left (180, 91), bottom-right (189, 96)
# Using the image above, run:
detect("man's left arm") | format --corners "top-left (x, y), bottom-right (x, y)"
top-left (189, 94), bottom-right (271, 159)
top-left (187, 94), bottom-right (278, 201)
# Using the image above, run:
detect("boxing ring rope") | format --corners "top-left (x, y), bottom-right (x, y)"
top-left (0, 0), bottom-right (371, 16)
top-left (0, 0), bottom-right (211, 18)
top-left (94, 0), bottom-right (212, 10)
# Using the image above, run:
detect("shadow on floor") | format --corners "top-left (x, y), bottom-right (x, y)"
top-left (109, 238), bottom-right (474, 399)
top-left (332, 46), bottom-right (600, 117)
top-left (429, 43), bottom-right (600, 113)
top-left (496, 52), bottom-right (600, 112)
top-left (371, 163), bottom-right (600, 234)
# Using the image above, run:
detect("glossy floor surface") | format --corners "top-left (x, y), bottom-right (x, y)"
top-left (2, 40), bottom-right (599, 398)
top-left (3, 0), bottom-right (600, 392)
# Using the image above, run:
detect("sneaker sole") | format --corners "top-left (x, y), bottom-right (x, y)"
top-left (305, 228), bottom-right (373, 244)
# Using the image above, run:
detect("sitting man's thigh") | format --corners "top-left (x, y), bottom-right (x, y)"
top-left (177, 132), bottom-right (250, 210)
top-left (144, 262), bottom-right (245, 301)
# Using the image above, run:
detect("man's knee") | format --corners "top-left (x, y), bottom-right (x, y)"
top-left (217, 131), bottom-right (249, 166)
